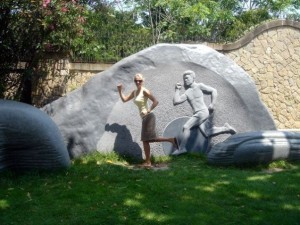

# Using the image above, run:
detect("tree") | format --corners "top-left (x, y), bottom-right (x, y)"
top-left (132, 0), bottom-right (299, 43)
top-left (72, 0), bottom-right (152, 62)
top-left (0, 0), bottom-right (87, 104)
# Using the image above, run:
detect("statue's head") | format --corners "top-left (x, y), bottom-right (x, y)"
top-left (183, 70), bottom-right (195, 89)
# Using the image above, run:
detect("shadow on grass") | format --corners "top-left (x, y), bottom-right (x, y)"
top-left (1, 154), bottom-right (300, 225)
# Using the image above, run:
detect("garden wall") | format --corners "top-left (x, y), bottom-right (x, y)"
top-left (32, 61), bottom-right (112, 106)
top-left (207, 20), bottom-right (300, 129)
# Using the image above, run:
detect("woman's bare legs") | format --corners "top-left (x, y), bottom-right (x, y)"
top-left (142, 137), bottom-right (178, 167)
top-left (150, 137), bottom-right (178, 147)
top-left (142, 141), bottom-right (151, 166)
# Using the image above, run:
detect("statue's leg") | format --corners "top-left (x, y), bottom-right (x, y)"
top-left (223, 123), bottom-right (237, 134)
top-left (172, 116), bottom-right (201, 155)
top-left (199, 120), bottom-right (211, 138)
top-left (204, 122), bottom-right (237, 137)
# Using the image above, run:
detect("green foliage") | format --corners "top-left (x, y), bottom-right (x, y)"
top-left (42, 0), bottom-right (88, 53)
top-left (0, 0), bottom-right (88, 103)
top-left (0, 0), bottom-right (87, 58)
top-left (222, 8), bottom-right (271, 42)
top-left (1, 0), bottom-right (299, 104)
top-left (71, 2), bottom-right (152, 62)
top-left (132, 0), bottom-right (299, 43)
top-left (1, 0), bottom-right (299, 65)
top-left (1, 152), bottom-right (300, 225)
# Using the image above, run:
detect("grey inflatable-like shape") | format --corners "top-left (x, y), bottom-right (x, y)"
top-left (42, 44), bottom-right (276, 158)
top-left (207, 131), bottom-right (300, 166)
top-left (0, 100), bottom-right (70, 171)
top-left (162, 117), bottom-right (208, 155)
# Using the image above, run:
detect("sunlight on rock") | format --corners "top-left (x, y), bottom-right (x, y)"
top-left (0, 200), bottom-right (9, 209)
top-left (262, 132), bottom-right (290, 159)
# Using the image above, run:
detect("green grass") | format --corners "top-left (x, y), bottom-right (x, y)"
top-left (1, 152), bottom-right (300, 225)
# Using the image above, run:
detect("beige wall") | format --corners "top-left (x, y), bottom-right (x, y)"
top-left (209, 20), bottom-right (300, 129)
top-left (31, 61), bottom-right (112, 106)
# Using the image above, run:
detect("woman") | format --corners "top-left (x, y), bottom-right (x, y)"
top-left (117, 73), bottom-right (178, 167)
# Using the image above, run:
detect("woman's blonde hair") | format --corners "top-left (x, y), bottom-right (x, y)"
top-left (134, 73), bottom-right (145, 81)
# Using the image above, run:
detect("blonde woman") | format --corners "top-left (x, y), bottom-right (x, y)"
top-left (117, 73), bottom-right (178, 167)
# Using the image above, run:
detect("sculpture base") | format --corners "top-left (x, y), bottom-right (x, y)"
top-left (162, 117), bottom-right (208, 155)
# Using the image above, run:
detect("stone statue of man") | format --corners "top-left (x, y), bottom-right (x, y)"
top-left (173, 70), bottom-right (236, 155)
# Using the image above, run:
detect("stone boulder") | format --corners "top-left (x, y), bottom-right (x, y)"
top-left (42, 44), bottom-right (276, 158)
top-left (0, 100), bottom-right (70, 171)
top-left (207, 131), bottom-right (300, 166)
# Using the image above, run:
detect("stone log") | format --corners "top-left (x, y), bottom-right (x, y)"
top-left (0, 100), bottom-right (70, 171)
top-left (207, 131), bottom-right (300, 166)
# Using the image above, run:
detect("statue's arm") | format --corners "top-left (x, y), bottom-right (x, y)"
top-left (199, 83), bottom-right (218, 110)
top-left (117, 84), bottom-right (134, 103)
top-left (173, 83), bottom-right (187, 105)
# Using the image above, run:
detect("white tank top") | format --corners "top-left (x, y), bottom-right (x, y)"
top-left (134, 87), bottom-right (149, 117)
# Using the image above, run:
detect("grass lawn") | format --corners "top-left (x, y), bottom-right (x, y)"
top-left (1, 152), bottom-right (300, 225)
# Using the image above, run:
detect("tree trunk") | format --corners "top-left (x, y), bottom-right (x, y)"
top-left (19, 70), bottom-right (32, 105)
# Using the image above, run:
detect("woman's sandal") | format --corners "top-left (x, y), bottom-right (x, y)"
top-left (139, 162), bottom-right (153, 168)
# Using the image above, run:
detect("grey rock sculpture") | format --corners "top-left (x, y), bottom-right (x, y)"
top-left (162, 117), bottom-right (209, 155)
top-left (0, 100), bottom-right (70, 171)
top-left (42, 44), bottom-right (276, 158)
top-left (168, 70), bottom-right (236, 155)
top-left (207, 131), bottom-right (300, 166)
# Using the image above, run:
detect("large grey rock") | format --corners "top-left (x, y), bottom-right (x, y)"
top-left (207, 131), bottom-right (300, 166)
top-left (0, 100), bottom-right (70, 171)
top-left (42, 44), bottom-right (276, 158)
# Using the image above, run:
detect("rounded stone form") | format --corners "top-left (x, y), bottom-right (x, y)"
top-left (0, 100), bottom-right (70, 171)
top-left (43, 44), bottom-right (276, 158)
top-left (207, 131), bottom-right (300, 166)
top-left (162, 117), bottom-right (208, 155)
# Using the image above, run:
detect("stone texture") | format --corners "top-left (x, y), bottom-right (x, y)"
top-left (0, 100), bottom-right (70, 171)
top-left (225, 26), bottom-right (300, 129)
top-left (42, 44), bottom-right (275, 158)
top-left (207, 131), bottom-right (300, 166)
